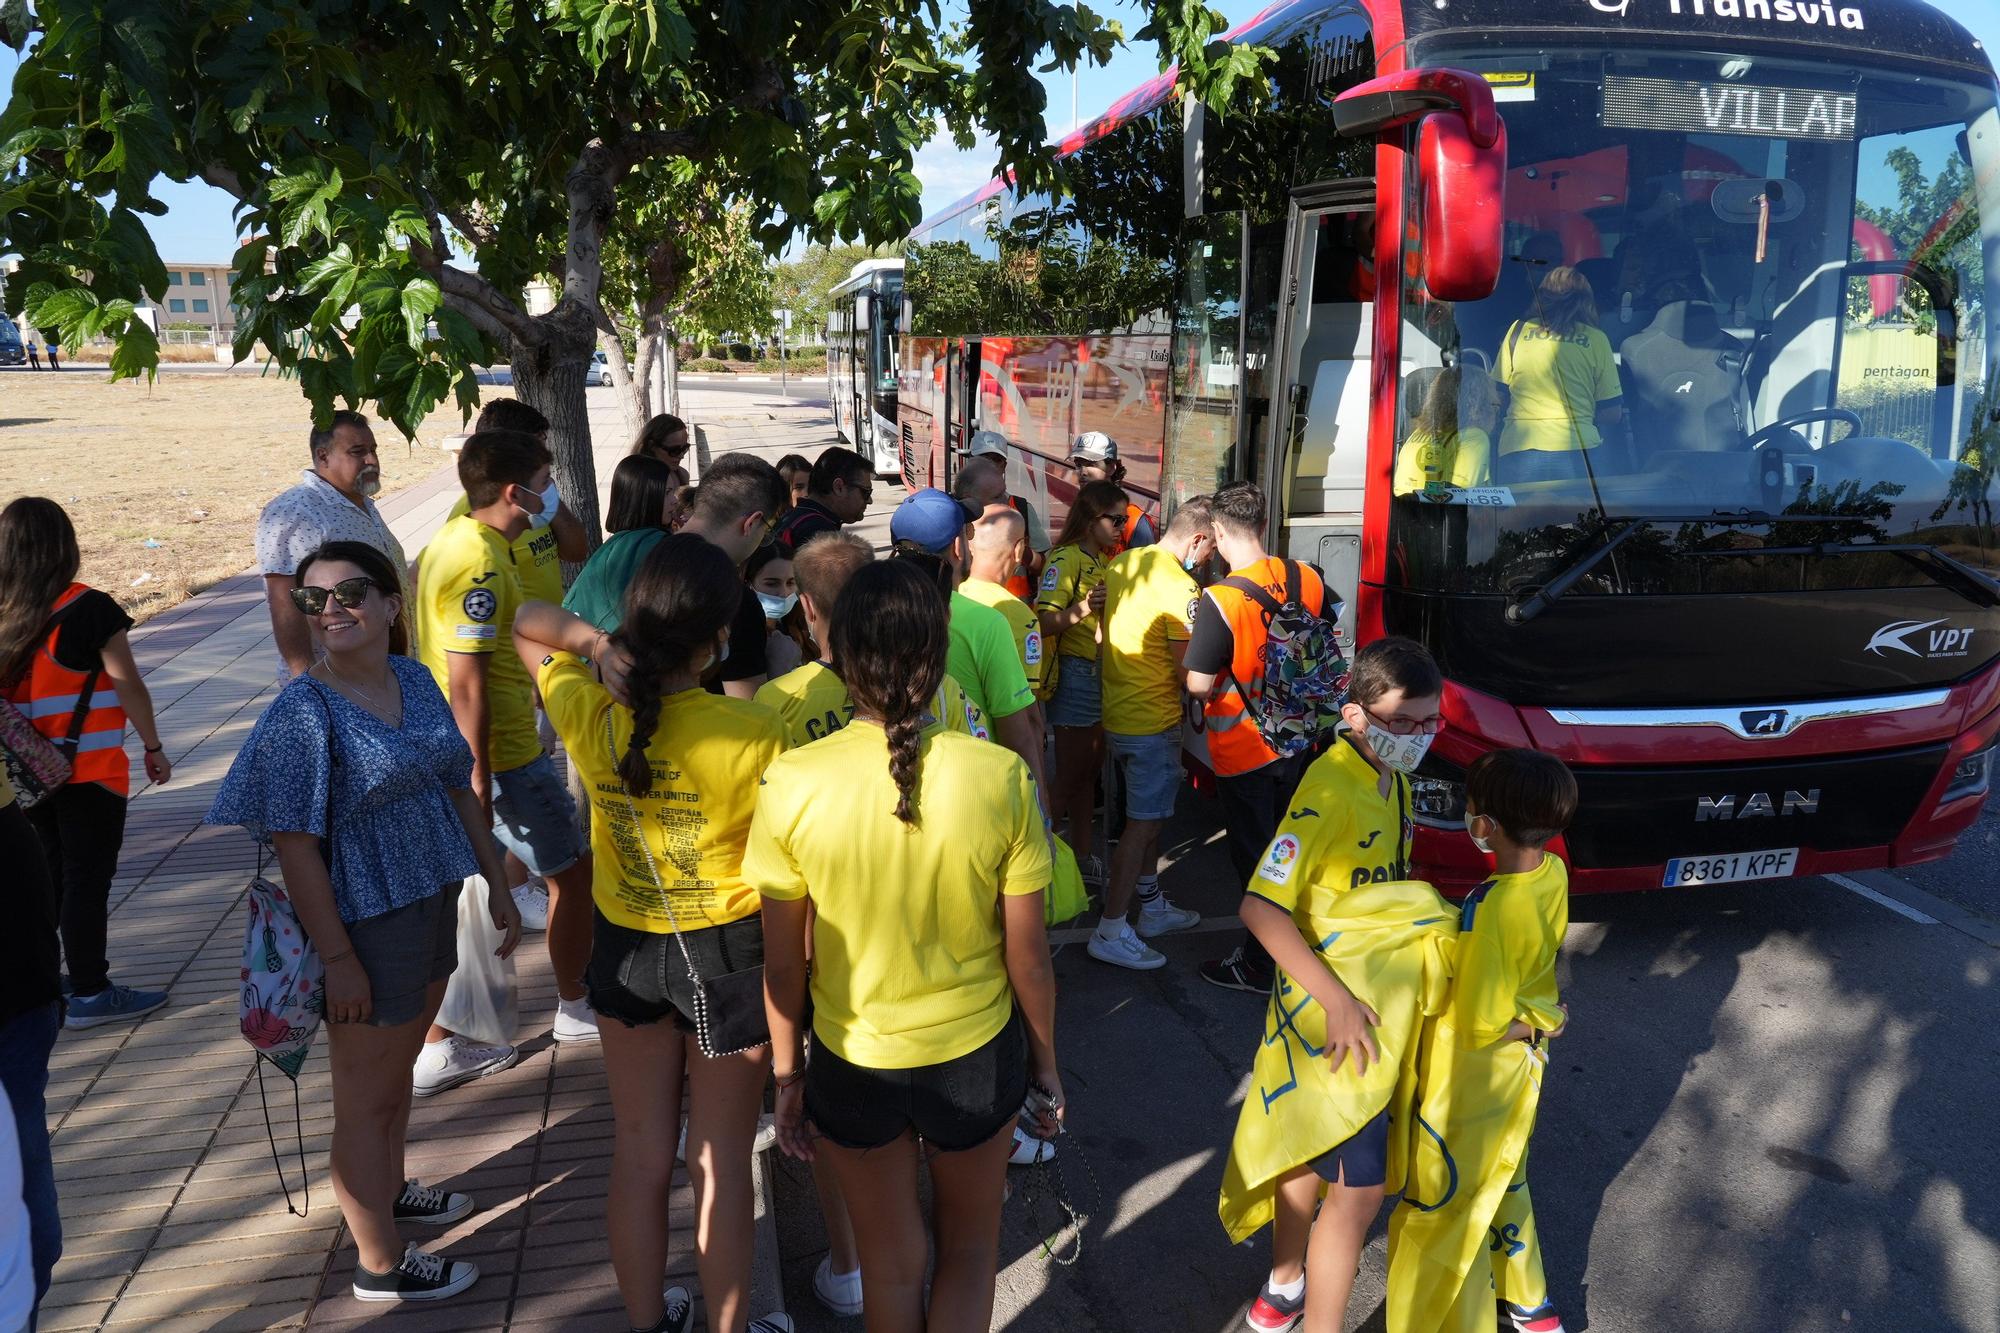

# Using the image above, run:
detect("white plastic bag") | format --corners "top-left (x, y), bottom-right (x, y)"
top-left (435, 876), bottom-right (518, 1046)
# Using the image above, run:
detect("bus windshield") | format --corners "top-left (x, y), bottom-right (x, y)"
top-left (1393, 45), bottom-right (2000, 599)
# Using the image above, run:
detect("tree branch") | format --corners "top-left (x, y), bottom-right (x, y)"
top-left (198, 163), bottom-right (249, 200)
top-left (411, 186), bottom-right (537, 343)
top-left (443, 201), bottom-right (501, 250)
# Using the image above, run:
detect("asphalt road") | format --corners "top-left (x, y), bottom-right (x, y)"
top-left (773, 793), bottom-right (2000, 1333)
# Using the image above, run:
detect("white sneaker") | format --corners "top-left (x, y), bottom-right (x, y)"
top-left (412, 1036), bottom-right (519, 1097)
top-left (1086, 925), bottom-right (1166, 971)
top-left (510, 881), bottom-right (549, 932)
top-left (814, 1254), bottom-right (864, 1317)
top-left (748, 1316), bottom-right (794, 1333)
top-left (552, 995), bottom-right (599, 1044)
top-left (1136, 895), bottom-right (1201, 938)
top-left (1008, 1124), bottom-right (1056, 1166)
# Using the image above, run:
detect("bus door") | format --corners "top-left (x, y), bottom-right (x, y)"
top-left (940, 337), bottom-right (981, 491)
top-left (1261, 187), bottom-right (1375, 642)
top-left (850, 293), bottom-right (872, 461)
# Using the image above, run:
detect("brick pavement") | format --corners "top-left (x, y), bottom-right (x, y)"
top-left (34, 401), bottom-right (843, 1331)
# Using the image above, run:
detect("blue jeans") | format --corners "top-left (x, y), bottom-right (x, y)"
top-left (0, 1002), bottom-right (61, 1328)
top-left (489, 754), bottom-right (583, 878)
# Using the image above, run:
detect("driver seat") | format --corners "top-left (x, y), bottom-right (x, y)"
top-left (1622, 301), bottom-right (1747, 455)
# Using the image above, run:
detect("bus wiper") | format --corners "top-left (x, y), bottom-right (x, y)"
top-left (1506, 512), bottom-right (1793, 624)
top-left (1695, 536), bottom-right (2000, 609)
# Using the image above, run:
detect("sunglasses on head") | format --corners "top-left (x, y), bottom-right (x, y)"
top-left (291, 577), bottom-right (383, 616)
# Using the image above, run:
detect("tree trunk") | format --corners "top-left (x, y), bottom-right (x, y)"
top-left (662, 330), bottom-right (680, 420)
top-left (597, 325), bottom-right (647, 440)
top-left (509, 304), bottom-right (603, 559)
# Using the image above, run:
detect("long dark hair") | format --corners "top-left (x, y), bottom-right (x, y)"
top-left (296, 541), bottom-right (409, 656)
top-left (1509, 265), bottom-right (1600, 359)
top-left (606, 454), bottom-right (678, 533)
top-left (612, 534), bottom-right (741, 796)
top-left (1051, 479), bottom-right (1129, 552)
top-left (830, 561), bottom-right (948, 825)
top-left (745, 543), bottom-right (812, 656)
top-left (0, 497), bottom-right (83, 688)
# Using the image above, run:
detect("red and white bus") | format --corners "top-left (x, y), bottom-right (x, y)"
top-left (900, 0), bottom-right (2000, 892)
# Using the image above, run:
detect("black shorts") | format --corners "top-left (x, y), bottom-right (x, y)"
top-left (807, 1010), bottom-right (1027, 1153)
top-left (1308, 1107), bottom-right (1390, 1189)
top-left (586, 909), bottom-right (769, 1041)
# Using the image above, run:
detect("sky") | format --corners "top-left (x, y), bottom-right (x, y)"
top-left (0, 0), bottom-right (1996, 264)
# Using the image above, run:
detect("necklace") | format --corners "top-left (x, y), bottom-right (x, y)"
top-left (318, 657), bottom-right (400, 720)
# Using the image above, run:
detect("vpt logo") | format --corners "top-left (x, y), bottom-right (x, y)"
top-left (1740, 708), bottom-right (1787, 737)
top-left (1587, 0), bottom-right (1632, 12)
top-left (1864, 619), bottom-right (1976, 660)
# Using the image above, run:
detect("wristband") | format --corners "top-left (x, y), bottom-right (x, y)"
top-left (144, 744), bottom-right (164, 754)
top-left (774, 1067), bottom-right (806, 1089)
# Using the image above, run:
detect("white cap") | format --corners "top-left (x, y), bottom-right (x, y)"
top-left (969, 430), bottom-right (1011, 461)
top-left (1070, 431), bottom-right (1117, 463)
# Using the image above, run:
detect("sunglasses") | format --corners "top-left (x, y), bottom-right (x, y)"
top-left (291, 577), bottom-right (384, 616)
top-left (648, 440), bottom-right (692, 460)
top-left (756, 510), bottom-right (784, 548)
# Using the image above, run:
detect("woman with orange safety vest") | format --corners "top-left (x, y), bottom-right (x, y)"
top-left (0, 498), bottom-right (173, 1029)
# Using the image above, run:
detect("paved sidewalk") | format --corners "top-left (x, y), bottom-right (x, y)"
top-left (36, 399), bottom-right (844, 1331)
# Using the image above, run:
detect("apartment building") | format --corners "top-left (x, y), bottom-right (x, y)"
top-left (146, 261), bottom-right (241, 339)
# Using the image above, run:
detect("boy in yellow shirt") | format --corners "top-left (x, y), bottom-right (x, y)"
top-left (1388, 749), bottom-right (1574, 1333)
top-left (1087, 497), bottom-right (1215, 970)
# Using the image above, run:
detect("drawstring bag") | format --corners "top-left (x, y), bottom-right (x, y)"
top-left (1046, 834), bottom-right (1090, 928)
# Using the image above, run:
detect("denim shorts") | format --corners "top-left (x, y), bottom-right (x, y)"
top-left (1046, 654), bottom-right (1101, 729)
top-left (587, 909), bottom-right (769, 1037)
top-left (347, 884), bottom-right (459, 1027)
top-left (807, 1010), bottom-right (1027, 1153)
top-left (489, 753), bottom-right (582, 878)
top-left (1105, 727), bottom-right (1183, 822)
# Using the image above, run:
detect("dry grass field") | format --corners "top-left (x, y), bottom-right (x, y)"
top-left (0, 370), bottom-right (500, 621)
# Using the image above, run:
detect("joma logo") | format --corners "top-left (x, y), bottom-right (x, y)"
top-left (1696, 789), bottom-right (1821, 821)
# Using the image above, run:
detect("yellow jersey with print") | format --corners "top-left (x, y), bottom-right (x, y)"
top-left (1248, 734), bottom-right (1412, 920)
top-left (1100, 545), bottom-right (1197, 737)
top-left (1449, 852), bottom-right (1568, 1048)
top-left (541, 654), bottom-right (785, 932)
top-left (1034, 543), bottom-right (1108, 660)
top-left (417, 514), bottom-right (541, 773)
top-left (753, 661), bottom-right (989, 750)
top-left (745, 722), bottom-right (1053, 1069)
top-left (1393, 427), bottom-right (1494, 495)
top-left (448, 493), bottom-right (564, 604)
top-left (1495, 321), bottom-right (1621, 455)
top-left (957, 577), bottom-right (1047, 697)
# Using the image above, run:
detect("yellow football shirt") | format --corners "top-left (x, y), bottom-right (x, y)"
top-left (957, 577), bottom-right (1046, 696)
top-left (1249, 734), bottom-right (1411, 912)
top-left (753, 661), bottom-right (990, 749)
top-left (417, 514), bottom-right (541, 773)
top-left (745, 723), bottom-right (1053, 1068)
top-left (541, 654), bottom-right (785, 931)
top-left (1035, 543), bottom-right (1108, 661)
top-left (1450, 852), bottom-right (1568, 1047)
top-left (1393, 427), bottom-right (1494, 495)
top-left (448, 493), bottom-right (564, 604)
top-left (1495, 321), bottom-right (1621, 455)
top-left (1100, 545), bottom-right (1196, 737)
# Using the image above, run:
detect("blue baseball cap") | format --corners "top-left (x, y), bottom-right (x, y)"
top-left (890, 488), bottom-right (977, 554)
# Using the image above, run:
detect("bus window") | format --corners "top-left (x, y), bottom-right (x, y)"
top-left (1277, 208), bottom-right (1375, 518)
top-left (1166, 210), bottom-right (1244, 505)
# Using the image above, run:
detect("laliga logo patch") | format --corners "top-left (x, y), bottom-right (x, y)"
top-left (1025, 631), bottom-right (1043, 666)
top-left (1259, 833), bottom-right (1302, 885)
top-left (462, 588), bottom-right (498, 623)
top-left (1041, 566), bottom-right (1061, 591)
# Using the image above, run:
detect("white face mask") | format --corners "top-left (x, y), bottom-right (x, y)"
top-left (757, 590), bottom-right (799, 620)
top-left (525, 479), bottom-right (561, 530)
top-left (1467, 816), bottom-right (1494, 855)
top-left (1362, 723), bottom-right (1434, 775)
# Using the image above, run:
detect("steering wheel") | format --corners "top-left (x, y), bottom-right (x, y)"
top-left (1747, 407), bottom-right (1863, 452)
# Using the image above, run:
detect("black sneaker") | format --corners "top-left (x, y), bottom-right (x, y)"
top-left (393, 1178), bottom-right (474, 1226)
top-left (638, 1285), bottom-right (695, 1333)
top-left (1199, 946), bottom-right (1274, 994)
top-left (352, 1245), bottom-right (478, 1302)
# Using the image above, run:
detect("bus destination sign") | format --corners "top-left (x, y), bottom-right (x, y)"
top-left (1603, 74), bottom-right (1857, 141)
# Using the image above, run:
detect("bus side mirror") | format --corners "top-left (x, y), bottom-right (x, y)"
top-left (1333, 68), bottom-right (1507, 302)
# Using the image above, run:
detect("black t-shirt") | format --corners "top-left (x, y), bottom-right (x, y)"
top-left (48, 589), bottom-right (133, 674)
top-left (704, 583), bottom-right (770, 693)
top-left (775, 499), bottom-right (842, 557)
top-left (1183, 561), bottom-right (1330, 680)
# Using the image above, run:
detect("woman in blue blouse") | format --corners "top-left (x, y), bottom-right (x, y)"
top-left (209, 541), bottom-right (522, 1305)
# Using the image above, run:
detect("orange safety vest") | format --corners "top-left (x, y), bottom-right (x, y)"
top-left (1199, 558), bottom-right (1329, 779)
top-left (1106, 503), bottom-right (1149, 558)
top-left (5, 585), bottom-right (129, 796)
top-left (1003, 495), bottom-right (1038, 600)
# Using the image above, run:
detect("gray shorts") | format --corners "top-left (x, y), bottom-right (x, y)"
top-left (347, 885), bottom-right (460, 1027)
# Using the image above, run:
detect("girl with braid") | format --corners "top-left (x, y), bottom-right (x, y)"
top-left (747, 560), bottom-right (1065, 1333)
top-left (513, 534), bottom-right (791, 1333)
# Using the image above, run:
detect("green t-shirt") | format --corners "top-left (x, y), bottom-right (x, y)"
top-left (947, 590), bottom-right (1033, 721)
top-left (561, 528), bottom-right (667, 631)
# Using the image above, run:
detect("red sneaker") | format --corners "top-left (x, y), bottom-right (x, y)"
top-left (1246, 1282), bottom-right (1304, 1332)
top-left (1506, 1302), bottom-right (1567, 1333)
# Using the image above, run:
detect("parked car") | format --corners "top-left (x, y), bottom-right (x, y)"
top-left (588, 349), bottom-right (614, 386)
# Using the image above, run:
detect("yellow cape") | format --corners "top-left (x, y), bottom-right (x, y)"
top-left (1386, 1019), bottom-right (1557, 1331)
top-left (1218, 881), bottom-right (1458, 1245)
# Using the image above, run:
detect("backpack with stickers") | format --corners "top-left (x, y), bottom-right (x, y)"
top-left (1218, 561), bottom-right (1348, 758)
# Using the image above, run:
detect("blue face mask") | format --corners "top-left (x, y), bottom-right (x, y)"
top-left (757, 591), bottom-right (799, 621)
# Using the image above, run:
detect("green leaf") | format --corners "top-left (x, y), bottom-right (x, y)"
top-left (107, 322), bottom-right (160, 384)
top-left (297, 244), bottom-right (358, 294)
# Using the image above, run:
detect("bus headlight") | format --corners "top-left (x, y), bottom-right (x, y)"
top-left (1942, 745), bottom-right (1994, 805)
top-left (1411, 755), bottom-right (1469, 829)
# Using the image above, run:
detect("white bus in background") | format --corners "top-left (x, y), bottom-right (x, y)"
top-left (827, 258), bottom-right (904, 478)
